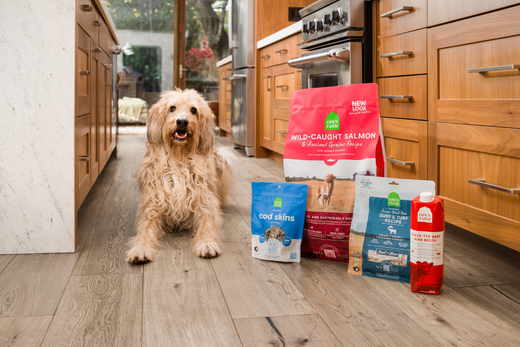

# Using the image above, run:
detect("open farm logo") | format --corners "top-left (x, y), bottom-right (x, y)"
top-left (325, 112), bottom-right (340, 131)
top-left (273, 197), bottom-right (282, 208)
top-left (352, 100), bottom-right (367, 112)
top-left (387, 192), bottom-right (400, 207)
top-left (418, 206), bottom-right (433, 223)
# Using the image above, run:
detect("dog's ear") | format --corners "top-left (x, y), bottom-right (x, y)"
top-left (146, 99), bottom-right (166, 145)
top-left (195, 96), bottom-right (215, 154)
top-left (333, 175), bottom-right (337, 180)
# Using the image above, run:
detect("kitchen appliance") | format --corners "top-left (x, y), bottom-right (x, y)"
top-left (225, 0), bottom-right (255, 157)
top-left (288, 0), bottom-right (372, 88)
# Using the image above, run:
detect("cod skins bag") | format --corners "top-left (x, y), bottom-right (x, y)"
top-left (283, 83), bottom-right (386, 263)
top-left (251, 182), bottom-right (308, 262)
top-left (348, 177), bottom-right (436, 282)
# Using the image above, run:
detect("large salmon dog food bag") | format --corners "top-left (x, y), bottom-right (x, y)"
top-left (284, 84), bottom-right (386, 263)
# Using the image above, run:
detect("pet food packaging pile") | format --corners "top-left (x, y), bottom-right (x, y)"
top-left (249, 84), bottom-right (444, 294)
top-left (283, 83), bottom-right (386, 263)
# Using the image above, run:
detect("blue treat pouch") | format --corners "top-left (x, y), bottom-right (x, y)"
top-left (251, 182), bottom-right (308, 262)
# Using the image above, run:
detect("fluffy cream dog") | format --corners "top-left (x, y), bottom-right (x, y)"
top-left (126, 89), bottom-right (230, 263)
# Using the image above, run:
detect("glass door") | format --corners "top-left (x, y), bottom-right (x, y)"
top-left (183, 0), bottom-right (229, 100)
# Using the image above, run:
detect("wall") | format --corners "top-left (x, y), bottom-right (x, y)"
top-left (0, 1), bottom-right (75, 253)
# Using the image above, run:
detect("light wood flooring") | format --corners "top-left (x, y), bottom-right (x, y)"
top-left (1, 135), bottom-right (520, 346)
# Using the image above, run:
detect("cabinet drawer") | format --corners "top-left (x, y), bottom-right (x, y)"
top-left (429, 0), bottom-right (520, 26)
top-left (271, 35), bottom-right (298, 67)
top-left (76, 114), bottom-right (91, 209)
top-left (379, 0), bottom-right (427, 38)
top-left (428, 6), bottom-right (520, 128)
top-left (260, 68), bottom-right (272, 149)
top-left (76, 25), bottom-right (91, 117)
top-left (429, 122), bottom-right (520, 250)
top-left (259, 46), bottom-right (274, 69)
top-left (378, 75), bottom-right (427, 120)
top-left (272, 119), bottom-right (289, 154)
top-left (381, 118), bottom-right (427, 180)
top-left (98, 18), bottom-right (111, 54)
top-left (378, 29), bottom-right (426, 77)
top-left (76, 0), bottom-right (100, 40)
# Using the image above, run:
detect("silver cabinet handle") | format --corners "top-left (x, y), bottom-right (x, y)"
top-left (92, 47), bottom-right (102, 52)
top-left (276, 130), bottom-right (287, 135)
top-left (288, 48), bottom-right (349, 68)
top-left (112, 48), bottom-right (121, 55)
top-left (81, 4), bottom-right (93, 12)
top-left (275, 49), bottom-right (288, 54)
top-left (468, 179), bottom-right (520, 194)
top-left (79, 155), bottom-right (90, 162)
top-left (260, 55), bottom-right (270, 59)
top-left (276, 85), bottom-right (289, 89)
top-left (267, 74), bottom-right (271, 92)
top-left (468, 64), bottom-right (520, 73)
top-left (80, 70), bottom-right (90, 75)
top-left (223, 74), bottom-right (246, 81)
top-left (387, 157), bottom-right (414, 166)
top-left (93, 20), bottom-right (102, 26)
top-left (380, 51), bottom-right (413, 58)
top-left (380, 95), bottom-right (413, 99)
top-left (380, 6), bottom-right (414, 18)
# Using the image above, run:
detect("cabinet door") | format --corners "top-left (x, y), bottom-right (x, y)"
top-left (98, 57), bottom-right (108, 172)
top-left (428, 6), bottom-right (520, 128)
top-left (429, 122), bottom-right (520, 251)
top-left (259, 67), bottom-right (272, 149)
top-left (104, 54), bottom-right (114, 157)
top-left (89, 46), bottom-right (99, 186)
top-left (381, 118), bottom-right (427, 180)
top-left (76, 26), bottom-right (91, 117)
top-left (218, 64), bottom-right (232, 133)
top-left (271, 64), bottom-right (298, 155)
top-left (76, 114), bottom-right (91, 210)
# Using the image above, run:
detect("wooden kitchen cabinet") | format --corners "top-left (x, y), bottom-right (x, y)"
top-left (429, 122), bottom-right (520, 251)
top-left (75, 0), bottom-right (118, 210)
top-left (382, 118), bottom-right (428, 180)
top-left (376, 1), bottom-right (520, 251)
top-left (256, 33), bottom-right (302, 159)
top-left (428, 6), bottom-right (520, 128)
top-left (218, 62), bottom-right (232, 136)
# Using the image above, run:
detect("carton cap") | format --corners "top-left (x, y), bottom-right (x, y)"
top-left (420, 191), bottom-right (434, 202)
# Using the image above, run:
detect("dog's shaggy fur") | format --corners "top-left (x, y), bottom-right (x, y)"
top-left (316, 174), bottom-right (336, 207)
top-left (126, 89), bottom-right (230, 263)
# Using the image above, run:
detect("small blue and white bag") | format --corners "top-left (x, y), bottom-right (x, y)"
top-left (251, 182), bottom-right (308, 262)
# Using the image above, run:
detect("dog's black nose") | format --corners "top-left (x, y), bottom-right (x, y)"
top-left (176, 118), bottom-right (189, 127)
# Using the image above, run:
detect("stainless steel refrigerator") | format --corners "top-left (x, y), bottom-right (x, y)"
top-left (225, 0), bottom-right (255, 157)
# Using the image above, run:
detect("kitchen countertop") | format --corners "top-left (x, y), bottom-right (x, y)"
top-left (216, 55), bottom-right (232, 67)
top-left (257, 21), bottom-right (302, 49)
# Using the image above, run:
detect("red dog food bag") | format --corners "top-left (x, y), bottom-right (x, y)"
top-left (283, 84), bottom-right (386, 263)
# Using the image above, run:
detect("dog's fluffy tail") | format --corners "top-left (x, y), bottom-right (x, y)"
top-left (215, 148), bottom-right (231, 207)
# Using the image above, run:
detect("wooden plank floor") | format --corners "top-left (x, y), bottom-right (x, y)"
top-left (1, 134), bottom-right (520, 346)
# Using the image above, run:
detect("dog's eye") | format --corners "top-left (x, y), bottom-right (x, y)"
top-left (190, 107), bottom-right (197, 115)
top-left (169, 106), bottom-right (176, 112)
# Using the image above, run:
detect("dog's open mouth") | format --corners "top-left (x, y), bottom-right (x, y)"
top-left (173, 130), bottom-right (189, 141)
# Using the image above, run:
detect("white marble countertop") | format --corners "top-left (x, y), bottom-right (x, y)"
top-left (216, 55), bottom-right (232, 67)
top-left (257, 21), bottom-right (302, 49)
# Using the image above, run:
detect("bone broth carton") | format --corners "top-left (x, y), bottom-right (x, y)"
top-left (410, 192), bottom-right (445, 295)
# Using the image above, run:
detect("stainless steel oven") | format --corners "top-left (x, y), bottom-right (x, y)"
top-left (288, 0), bottom-right (372, 89)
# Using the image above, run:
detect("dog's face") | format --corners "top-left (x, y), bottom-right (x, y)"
top-left (146, 89), bottom-right (215, 155)
top-left (325, 174), bottom-right (336, 183)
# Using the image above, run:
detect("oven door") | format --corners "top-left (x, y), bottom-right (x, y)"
top-left (288, 42), bottom-right (363, 89)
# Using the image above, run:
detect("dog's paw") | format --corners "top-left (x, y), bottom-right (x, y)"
top-left (192, 240), bottom-right (221, 258)
top-left (126, 246), bottom-right (157, 264)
